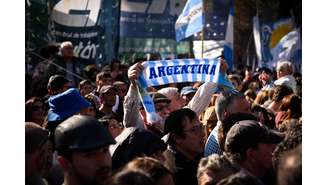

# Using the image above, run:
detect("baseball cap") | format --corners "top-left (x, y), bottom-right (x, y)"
top-left (225, 120), bottom-right (284, 154)
top-left (180, 86), bottom-right (197, 96)
top-left (100, 85), bottom-right (118, 95)
top-left (55, 115), bottom-right (116, 154)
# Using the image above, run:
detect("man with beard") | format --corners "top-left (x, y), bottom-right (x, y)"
top-left (55, 115), bottom-right (116, 185)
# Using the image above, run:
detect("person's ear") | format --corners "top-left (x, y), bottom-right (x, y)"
top-left (57, 156), bottom-right (72, 170)
top-left (246, 148), bottom-right (257, 161)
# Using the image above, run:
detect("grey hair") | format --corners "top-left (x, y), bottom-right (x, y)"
top-left (215, 91), bottom-right (244, 121)
top-left (60, 41), bottom-right (73, 50)
top-left (197, 154), bottom-right (240, 184)
top-left (158, 87), bottom-right (179, 100)
top-left (276, 60), bottom-right (294, 75)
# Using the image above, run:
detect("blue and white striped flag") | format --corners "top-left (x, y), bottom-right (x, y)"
top-left (175, 0), bottom-right (204, 42)
top-left (138, 58), bottom-right (233, 88)
top-left (224, 2), bottom-right (234, 70)
top-left (136, 58), bottom-right (234, 124)
top-left (271, 29), bottom-right (301, 63)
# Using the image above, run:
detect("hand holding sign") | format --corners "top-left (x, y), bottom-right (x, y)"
top-left (128, 62), bottom-right (144, 86)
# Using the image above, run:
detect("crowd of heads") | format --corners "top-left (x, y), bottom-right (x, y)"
top-left (25, 41), bottom-right (301, 185)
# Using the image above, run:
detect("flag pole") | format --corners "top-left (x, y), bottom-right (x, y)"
top-left (201, 0), bottom-right (204, 59)
top-left (201, 28), bottom-right (204, 59)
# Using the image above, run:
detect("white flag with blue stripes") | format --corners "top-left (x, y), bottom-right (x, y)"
top-left (224, 3), bottom-right (234, 70)
top-left (138, 58), bottom-right (234, 88)
top-left (136, 58), bottom-right (234, 124)
top-left (175, 0), bottom-right (204, 42)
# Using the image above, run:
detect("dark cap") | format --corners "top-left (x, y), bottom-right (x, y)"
top-left (47, 75), bottom-right (70, 91)
top-left (180, 86), bottom-right (197, 96)
top-left (100, 85), bottom-right (118, 95)
top-left (55, 115), bottom-right (116, 154)
top-left (225, 120), bottom-right (284, 154)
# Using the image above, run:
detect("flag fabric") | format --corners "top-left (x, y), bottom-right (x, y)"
top-left (138, 58), bottom-right (235, 88)
top-left (137, 58), bottom-right (234, 124)
top-left (270, 28), bottom-right (301, 66)
top-left (175, 0), bottom-right (204, 41)
top-left (253, 16), bottom-right (264, 67)
top-left (224, 2), bottom-right (234, 70)
top-left (193, 40), bottom-right (225, 59)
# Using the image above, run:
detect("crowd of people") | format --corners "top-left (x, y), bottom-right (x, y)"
top-left (26, 41), bottom-right (302, 185)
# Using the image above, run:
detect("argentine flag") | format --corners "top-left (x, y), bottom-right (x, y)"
top-left (175, 0), bottom-right (204, 42)
top-left (271, 29), bottom-right (301, 63)
top-left (224, 3), bottom-right (234, 70)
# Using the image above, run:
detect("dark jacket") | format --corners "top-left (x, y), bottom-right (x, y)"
top-left (44, 56), bottom-right (85, 87)
top-left (169, 146), bottom-right (202, 185)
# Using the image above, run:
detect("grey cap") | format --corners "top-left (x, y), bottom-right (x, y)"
top-left (55, 115), bottom-right (116, 154)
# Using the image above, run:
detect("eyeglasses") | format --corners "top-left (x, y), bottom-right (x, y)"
top-left (183, 124), bottom-right (203, 133)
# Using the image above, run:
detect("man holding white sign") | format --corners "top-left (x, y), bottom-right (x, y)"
top-left (122, 58), bottom-right (231, 137)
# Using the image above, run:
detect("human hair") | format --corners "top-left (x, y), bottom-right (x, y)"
top-left (110, 59), bottom-right (121, 71)
top-left (99, 113), bottom-right (123, 128)
top-left (228, 74), bottom-right (242, 86)
top-left (164, 108), bottom-right (197, 146)
top-left (217, 172), bottom-right (262, 185)
top-left (47, 75), bottom-right (70, 93)
top-left (108, 169), bottom-right (154, 185)
top-left (276, 61), bottom-right (294, 75)
top-left (272, 85), bottom-right (293, 102)
top-left (25, 97), bottom-right (45, 126)
top-left (251, 104), bottom-right (276, 129)
top-left (96, 71), bottom-right (112, 82)
top-left (84, 93), bottom-right (101, 109)
top-left (277, 144), bottom-right (301, 185)
top-left (25, 122), bottom-right (49, 154)
top-left (125, 157), bottom-right (172, 183)
top-left (197, 154), bottom-right (239, 185)
top-left (158, 87), bottom-right (179, 99)
top-left (244, 89), bottom-right (256, 103)
top-left (278, 94), bottom-right (302, 122)
top-left (78, 79), bottom-right (92, 90)
top-left (215, 90), bottom-right (245, 121)
top-left (218, 113), bottom-right (258, 153)
top-left (254, 90), bottom-right (270, 105)
top-left (60, 41), bottom-right (73, 50)
top-left (272, 121), bottom-right (301, 169)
